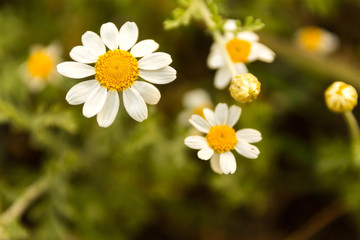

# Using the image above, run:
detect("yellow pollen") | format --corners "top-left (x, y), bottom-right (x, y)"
top-left (299, 27), bottom-right (322, 51)
top-left (95, 49), bottom-right (138, 91)
top-left (225, 38), bottom-right (251, 63)
top-left (27, 50), bottom-right (54, 79)
top-left (206, 125), bottom-right (238, 153)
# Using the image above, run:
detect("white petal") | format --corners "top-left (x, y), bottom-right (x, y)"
top-left (100, 22), bottom-right (119, 50)
top-left (119, 21), bottom-right (139, 51)
top-left (234, 63), bottom-right (249, 74)
top-left (214, 66), bottom-right (231, 90)
top-left (203, 108), bottom-right (216, 126)
top-left (123, 88), bottom-right (148, 122)
top-left (236, 31), bottom-right (259, 42)
top-left (189, 115), bottom-right (211, 133)
top-left (132, 81), bottom-right (160, 105)
top-left (210, 154), bottom-right (222, 174)
top-left (220, 151), bottom-right (237, 174)
top-left (81, 31), bottom-right (106, 56)
top-left (138, 52), bottom-right (172, 70)
top-left (223, 19), bottom-right (237, 32)
top-left (82, 85), bottom-right (107, 118)
top-left (184, 136), bottom-right (208, 150)
top-left (57, 62), bottom-right (95, 79)
top-left (215, 103), bottom-right (228, 125)
top-left (197, 148), bottom-right (214, 160)
top-left (139, 66), bottom-right (176, 84)
top-left (248, 42), bottom-right (275, 63)
top-left (70, 46), bottom-right (99, 64)
top-left (96, 90), bottom-right (120, 128)
top-left (207, 44), bottom-right (223, 69)
top-left (235, 141), bottom-right (260, 159)
top-left (236, 129), bottom-right (262, 143)
top-left (130, 39), bottom-right (159, 58)
top-left (66, 80), bottom-right (99, 105)
top-left (227, 105), bottom-right (241, 127)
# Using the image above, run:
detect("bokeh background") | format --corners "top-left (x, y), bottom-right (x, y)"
top-left (1, 0), bottom-right (360, 239)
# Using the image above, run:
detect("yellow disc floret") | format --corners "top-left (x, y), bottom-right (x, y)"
top-left (298, 26), bottom-right (322, 51)
top-left (206, 125), bottom-right (238, 153)
top-left (225, 38), bottom-right (251, 63)
top-left (230, 73), bottom-right (261, 103)
top-left (95, 49), bottom-right (138, 91)
top-left (27, 50), bottom-right (54, 79)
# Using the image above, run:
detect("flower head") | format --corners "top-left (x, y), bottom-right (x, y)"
top-left (295, 26), bottom-right (339, 55)
top-left (325, 81), bottom-right (358, 113)
top-left (207, 19), bottom-right (275, 89)
top-left (23, 43), bottom-right (62, 92)
top-left (57, 22), bottom-right (176, 127)
top-left (184, 103), bottom-right (262, 174)
top-left (230, 73), bottom-right (261, 103)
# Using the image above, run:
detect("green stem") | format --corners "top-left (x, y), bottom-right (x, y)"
top-left (196, 0), bottom-right (238, 78)
top-left (0, 98), bottom-right (29, 129)
top-left (344, 111), bottom-right (360, 166)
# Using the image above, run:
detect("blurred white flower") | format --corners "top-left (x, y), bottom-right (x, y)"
top-left (57, 22), bottom-right (176, 127)
top-left (178, 88), bottom-right (213, 125)
top-left (207, 19), bottom-right (275, 90)
top-left (184, 103), bottom-right (262, 174)
top-left (294, 26), bottom-right (339, 55)
top-left (23, 42), bottom-right (62, 92)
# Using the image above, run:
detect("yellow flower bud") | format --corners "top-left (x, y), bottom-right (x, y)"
top-left (325, 81), bottom-right (358, 113)
top-left (229, 73), bottom-right (261, 103)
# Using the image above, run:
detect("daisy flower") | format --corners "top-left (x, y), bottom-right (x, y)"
top-left (184, 103), bottom-right (262, 174)
top-left (23, 42), bottom-right (62, 92)
top-left (57, 22), bottom-right (176, 127)
top-left (207, 19), bottom-right (275, 90)
top-left (295, 26), bottom-right (339, 55)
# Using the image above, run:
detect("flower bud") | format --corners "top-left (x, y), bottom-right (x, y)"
top-left (325, 81), bottom-right (358, 113)
top-left (229, 73), bottom-right (261, 103)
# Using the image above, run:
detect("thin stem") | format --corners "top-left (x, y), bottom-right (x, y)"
top-left (196, 0), bottom-right (238, 78)
top-left (344, 111), bottom-right (360, 166)
top-left (0, 175), bottom-right (50, 224)
top-left (284, 200), bottom-right (346, 240)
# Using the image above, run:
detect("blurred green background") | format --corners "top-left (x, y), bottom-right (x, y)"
top-left (0, 0), bottom-right (360, 239)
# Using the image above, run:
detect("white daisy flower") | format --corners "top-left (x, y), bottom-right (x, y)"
top-left (57, 22), bottom-right (176, 127)
top-left (295, 26), bottom-right (339, 55)
top-left (207, 19), bottom-right (275, 90)
top-left (184, 103), bottom-right (262, 174)
top-left (23, 42), bottom-right (62, 92)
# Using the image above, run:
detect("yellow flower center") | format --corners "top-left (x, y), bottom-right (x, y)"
top-left (225, 38), bottom-right (251, 63)
top-left (27, 50), bottom-right (54, 79)
top-left (95, 49), bottom-right (138, 91)
top-left (206, 125), bottom-right (238, 153)
top-left (299, 27), bottom-right (322, 51)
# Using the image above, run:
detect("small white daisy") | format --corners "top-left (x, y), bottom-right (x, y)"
top-left (57, 22), bottom-right (176, 127)
top-left (184, 103), bottom-right (262, 174)
top-left (295, 26), bottom-right (339, 55)
top-left (207, 19), bottom-right (275, 90)
top-left (23, 42), bottom-right (62, 92)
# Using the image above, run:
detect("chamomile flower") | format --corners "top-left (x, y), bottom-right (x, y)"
top-left (295, 26), bottom-right (339, 55)
top-left (184, 103), bottom-right (262, 174)
top-left (57, 22), bottom-right (176, 127)
top-left (207, 19), bottom-right (275, 89)
top-left (23, 43), bottom-right (62, 92)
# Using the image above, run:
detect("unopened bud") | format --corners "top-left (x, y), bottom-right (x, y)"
top-left (229, 73), bottom-right (261, 103)
top-left (325, 81), bottom-right (358, 113)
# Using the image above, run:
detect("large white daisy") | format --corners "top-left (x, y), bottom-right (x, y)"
top-left (207, 19), bottom-right (275, 90)
top-left (57, 21), bottom-right (176, 127)
top-left (184, 103), bottom-right (262, 174)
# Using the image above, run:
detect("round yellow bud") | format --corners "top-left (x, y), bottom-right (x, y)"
top-left (325, 81), bottom-right (358, 113)
top-left (229, 73), bottom-right (261, 103)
